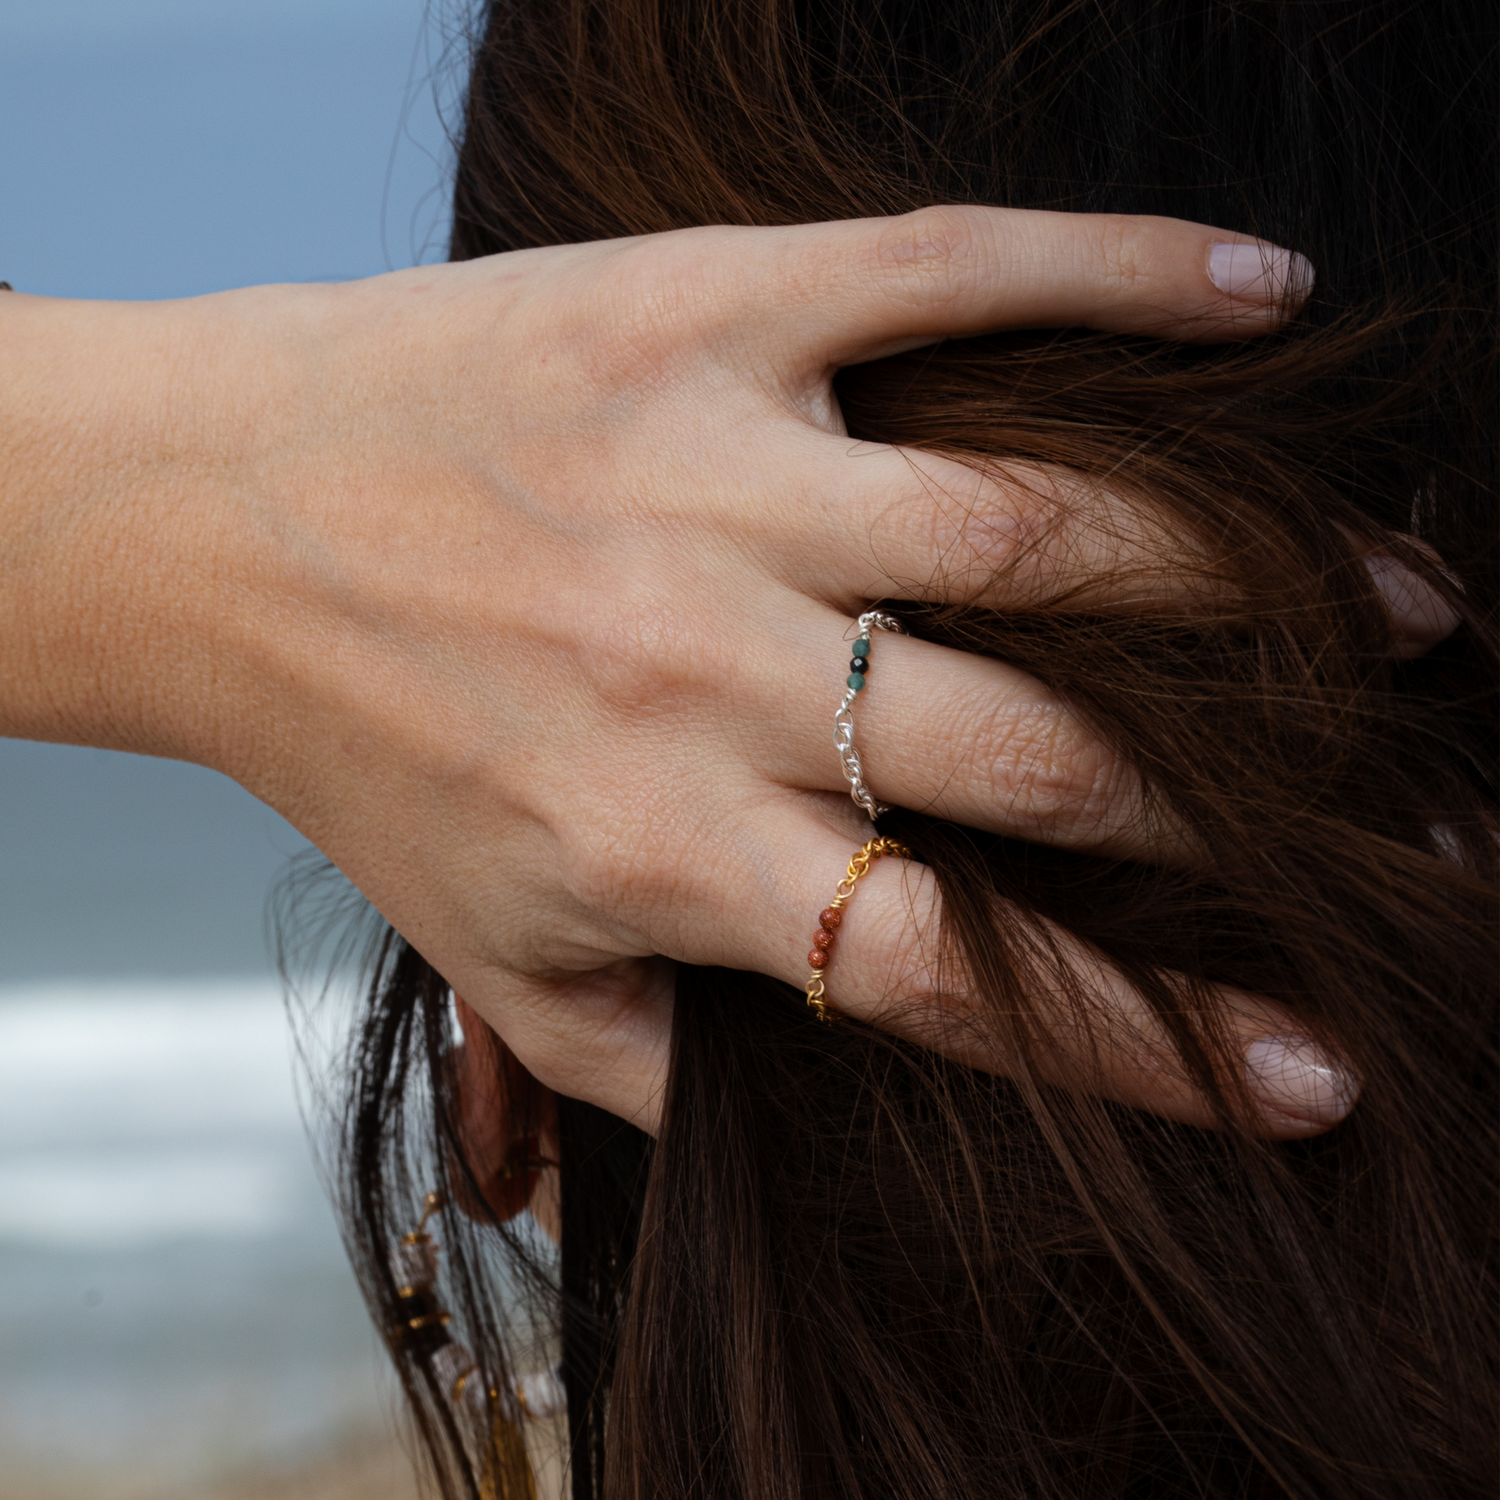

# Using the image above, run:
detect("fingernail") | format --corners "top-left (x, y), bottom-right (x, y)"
top-left (1244, 1036), bottom-right (1357, 1126)
top-left (1363, 553), bottom-right (1462, 652)
top-left (1208, 241), bottom-right (1316, 304)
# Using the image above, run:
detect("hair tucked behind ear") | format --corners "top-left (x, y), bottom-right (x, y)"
top-left (328, 2), bottom-right (1497, 1497)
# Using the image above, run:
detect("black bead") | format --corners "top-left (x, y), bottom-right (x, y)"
top-left (850, 657), bottom-right (870, 674)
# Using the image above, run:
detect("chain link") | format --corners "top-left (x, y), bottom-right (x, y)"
top-left (804, 836), bottom-right (912, 1021)
top-left (835, 610), bottom-right (904, 819)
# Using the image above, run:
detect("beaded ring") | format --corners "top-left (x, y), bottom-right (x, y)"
top-left (805, 836), bottom-right (912, 1021)
top-left (835, 610), bottom-right (905, 819)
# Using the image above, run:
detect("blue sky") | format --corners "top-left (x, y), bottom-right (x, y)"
top-left (0, 0), bottom-right (453, 297)
top-left (0, 0), bottom-right (455, 976)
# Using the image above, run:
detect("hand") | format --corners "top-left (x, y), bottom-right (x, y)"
top-left (0, 208), bottom-right (1451, 1137)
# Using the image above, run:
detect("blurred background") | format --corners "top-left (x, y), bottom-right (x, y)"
top-left (0, 2), bottom-right (458, 1494)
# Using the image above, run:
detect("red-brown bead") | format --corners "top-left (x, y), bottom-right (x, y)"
top-left (808, 948), bottom-right (830, 969)
top-left (812, 928), bottom-right (835, 951)
top-left (819, 908), bottom-right (842, 929)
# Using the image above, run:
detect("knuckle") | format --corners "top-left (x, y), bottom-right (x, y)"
top-left (557, 785), bottom-right (739, 955)
top-left (561, 793), bottom-right (692, 917)
top-left (1091, 214), bottom-right (1151, 294)
top-left (923, 464), bottom-right (1069, 596)
top-left (574, 577), bottom-right (724, 723)
top-left (866, 207), bottom-right (985, 307)
top-left (558, 233), bottom-right (730, 392)
top-left (979, 696), bottom-right (1129, 844)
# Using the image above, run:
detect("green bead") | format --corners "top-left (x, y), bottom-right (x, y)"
top-left (851, 638), bottom-right (871, 657)
top-left (847, 673), bottom-right (866, 691)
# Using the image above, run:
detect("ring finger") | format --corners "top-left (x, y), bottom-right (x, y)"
top-left (753, 592), bottom-right (1178, 864)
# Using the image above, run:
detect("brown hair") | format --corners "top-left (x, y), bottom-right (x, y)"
top-left (328, 2), bottom-right (1498, 1497)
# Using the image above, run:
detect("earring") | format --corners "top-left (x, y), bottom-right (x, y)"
top-left (390, 1189), bottom-right (566, 1499)
top-left (392, 1190), bottom-right (489, 1425)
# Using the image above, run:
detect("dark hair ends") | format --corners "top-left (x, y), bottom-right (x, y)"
top-left (327, 3), bottom-right (1498, 1498)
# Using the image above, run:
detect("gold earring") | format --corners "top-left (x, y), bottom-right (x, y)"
top-left (391, 1190), bottom-right (565, 1498)
top-left (391, 1190), bottom-right (537, 1498)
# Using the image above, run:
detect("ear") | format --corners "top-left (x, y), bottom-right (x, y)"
top-left (452, 995), bottom-right (559, 1230)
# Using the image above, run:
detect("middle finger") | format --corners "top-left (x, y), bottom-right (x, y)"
top-left (748, 429), bottom-right (1458, 652)
top-left (769, 431), bottom-right (1217, 617)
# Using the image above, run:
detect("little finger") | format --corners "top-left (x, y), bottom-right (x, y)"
top-left (455, 955), bottom-right (674, 1134)
top-left (750, 820), bottom-right (1357, 1138)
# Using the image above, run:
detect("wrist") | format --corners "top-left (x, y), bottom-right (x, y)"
top-left (0, 288), bottom-right (287, 767)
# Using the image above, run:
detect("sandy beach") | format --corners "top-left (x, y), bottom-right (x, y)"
top-left (0, 1429), bottom-right (417, 1500)
top-left (2, 1420), bottom-right (566, 1500)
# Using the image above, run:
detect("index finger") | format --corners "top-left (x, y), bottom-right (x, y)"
top-left (741, 207), bottom-right (1315, 373)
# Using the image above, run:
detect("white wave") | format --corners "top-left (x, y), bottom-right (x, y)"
top-left (0, 980), bottom-right (341, 1248)
top-left (0, 979), bottom-right (312, 1138)
top-left (0, 1145), bottom-right (297, 1247)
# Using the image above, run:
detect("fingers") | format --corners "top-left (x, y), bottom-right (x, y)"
top-left (1363, 547), bottom-right (1463, 657)
top-left (754, 604), bottom-right (1177, 862)
top-left (754, 435), bottom-right (1461, 658)
top-left (747, 508), bottom-right (1454, 870)
top-left (767, 437), bottom-right (1219, 617)
top-left (737, 814), bottom-right (1357, 1139)
top-left (759, 576), bottom-right (1454, 867)
top-left (456, 815), bottom-right (1358, 1142)
top-left (729, 207), bottom-right (1315, 375)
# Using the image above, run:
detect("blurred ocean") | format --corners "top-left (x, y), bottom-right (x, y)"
top-left (0, 1), bottom-right (459, 1493)
top-left (0, 982), bottom-right (395, 1494)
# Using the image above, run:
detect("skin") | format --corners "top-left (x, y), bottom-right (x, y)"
top-left (0, 207), bottom-right (1455, 1160)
